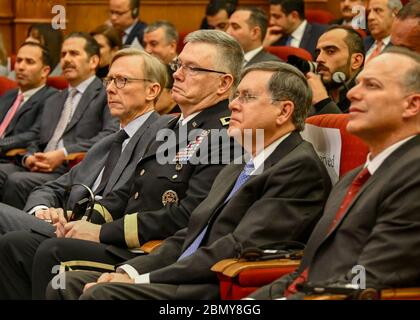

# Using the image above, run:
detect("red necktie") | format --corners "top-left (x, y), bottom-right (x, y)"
top-left (0, 92), bottom-right (24, 138)
top-left (284, 167), bottom-right (371, 297)
top-left (367, 40), bottom-right (384, 63)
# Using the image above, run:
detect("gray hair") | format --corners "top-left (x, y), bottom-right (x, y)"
top-left (144, 20), bottom-right (179, 44)
top-left (111, 48), bottom-right (168, 101)
top-left (241, 61), bottom-right (312, 131)
top-left (387, 0), bottom-right (403, 12)
top-left (383, 46), bottom-right (420, 94)
top-left (185, 29), bottom-right (244, 87)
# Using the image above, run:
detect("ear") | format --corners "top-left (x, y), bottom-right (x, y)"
top-left (216, 74), bottom-right (234, 95)
top-left (90, 55), bottom-right (100, 70)
top-left (41, 65), bottom-right (51, 79)
top-left (169, 40), bottom-right (178, 53)
top-left (250, 26), bottom-right (261, 41)
top-left (402, 93), bottom-right (420, 119)
top-left (350, 53), bottom-right (364, 71)
top-left (276, 100), bottom-right (295, 127)
top-left (289, 11), bottom-right (300, 21)
top-left (145, 82), bottom-right (162, 103)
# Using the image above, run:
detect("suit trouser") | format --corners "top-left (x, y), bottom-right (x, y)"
top-left (0, 162), bottom-right (66, 209)
top-left (0, 231), bottom-right (136, 299)
top-left (46, 270), bottom-right (179, 300)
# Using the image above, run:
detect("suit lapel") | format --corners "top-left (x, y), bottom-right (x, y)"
top-left (64, 77), bottom-right (101, 134)
top-left (0, 90), bottom-right (18, 124)
top-left (104, 112), bottom-right (160, 194)
top-left (5, 86), bottom-right (48, 135)
top-left (299, 23), bottom-right (312, 50)
top-left (45, 90), bottom-right (67, 141)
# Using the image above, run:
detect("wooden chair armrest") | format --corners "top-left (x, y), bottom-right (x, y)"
top-left (211, 258), bottom-right (301, 278)
top-left (139, 240), bottom-right (163, 253)
top-left (381, 288), bottom-right (420, 300)
top-left (5, 148), bottom-right (27, 157)
top-left (65, 152), bottom-right (86, 161)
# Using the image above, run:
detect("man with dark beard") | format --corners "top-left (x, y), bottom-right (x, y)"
top-left (307, 26), bottom-right (365, 115)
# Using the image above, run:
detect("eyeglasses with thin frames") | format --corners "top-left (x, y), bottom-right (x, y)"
top-left (170, 59), bottom-right (227, 76)
top-left (103, 77), bottom-right (152, 89)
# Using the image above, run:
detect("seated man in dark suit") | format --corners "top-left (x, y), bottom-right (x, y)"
top-left (0, 30), bottom-right (240, 299)
top-left (0, 32), bottom-right (118, 209)
top-left (0, 42), bottom-right (57, 158)
top-left (109, 0), bottom-right (147, 49)
top-left (227, 7), bottom-right (280, 67)
top-left (308, 26), bottom-right (365, 115)
top-left (264, 0), bottom-right (327, 58)
top-left (364, 0), bottom-right (402, 63)
top-left (45, 61), bottom-right (332, 300)
top-left (248, 47), bottom-right (420, 300)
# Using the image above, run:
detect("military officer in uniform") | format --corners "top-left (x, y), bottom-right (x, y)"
top-left (0, 30), bottom-right (243, 299)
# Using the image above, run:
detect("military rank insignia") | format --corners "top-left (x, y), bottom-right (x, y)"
top-left (173, 129), bottom-right (210, 163)
top-left (162, 190), bottom-right (179, 205)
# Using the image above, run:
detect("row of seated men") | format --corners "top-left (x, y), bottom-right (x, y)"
top-left (0, 0), bottom-right (418, 210)
top-left (0, 3), bottom-right (416, 300)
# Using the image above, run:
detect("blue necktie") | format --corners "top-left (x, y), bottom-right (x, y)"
top-left (178, 160), bottom-right (255, 261)
top-left (285, 35), bottom-right (293, 46)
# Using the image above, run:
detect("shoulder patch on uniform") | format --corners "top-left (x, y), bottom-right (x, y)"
top-left (220, 116), bottom-right (230, 126)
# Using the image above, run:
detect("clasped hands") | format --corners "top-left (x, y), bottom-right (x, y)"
top-left (35, 207), bottom-right (101, 242)
top-left (25, 149), bottom-right (66, 173)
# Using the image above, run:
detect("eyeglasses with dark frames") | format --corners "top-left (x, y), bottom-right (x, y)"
top-left (169, 59), bottom-right (227, 76)
top-left (103, 76), bottom-right (152, 89)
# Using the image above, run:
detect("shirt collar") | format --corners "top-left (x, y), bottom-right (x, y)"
top-left (19, 84), bottom-right (45, 103)
top-left (124, 22), bottom-right (137, 37)
top-left (290, 20), bottom-right (307, 43)
top-left (243, 47), bottom-right (263, 64)
top-left (178, 111), bottom-right (201, 126)
top-left (121, 111), bottom-right (153, 138)
top-left (68, 75), bottom-right (96, 95)
top-left (251, 132), bottom-right (292, 174)
top-left (365, 135), bottom-right (416, 174)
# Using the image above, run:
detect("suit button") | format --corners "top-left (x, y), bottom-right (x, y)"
top-left (140, 169), bottom-right (145, 176)
top-left (172, 174), bottom-right (178, 180)
top-left (134, 192), bottom-right (139, 200)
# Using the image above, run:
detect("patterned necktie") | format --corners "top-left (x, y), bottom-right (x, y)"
top-left (177, 160), bottom-right (255, 261)
top-left (95, 130), bottom-right (129, 195)
top-left (45, 89), bottom-right (78, 152)
top-left (284, 167), bottom-right (371, 297)
top-left (366, 40), bottom-right (384, 63)
top-left (0, 92), bottom-right (24, 138)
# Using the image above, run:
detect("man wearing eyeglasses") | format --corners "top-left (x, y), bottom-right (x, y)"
top-left (45, 61), bottom-right (331, 301)
top-left (0, 30), bottom-right (241, 299)
top-left (109, 0), bottom-right (147, 49)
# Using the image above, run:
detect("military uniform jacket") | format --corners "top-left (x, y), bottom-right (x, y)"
top-left (0, 86), bottom-right (58, 155)
top-left (99, 99), bottom-right (236, 248)
top-left (121, 132), bottom-right (332, 299)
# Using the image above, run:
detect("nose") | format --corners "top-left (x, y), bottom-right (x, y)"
top-left (173, 66), bottom-right (184, 81)
top-left (347, 81), bottom-right (361, 101)
top-left (229, 95), bottom-right (241, 111)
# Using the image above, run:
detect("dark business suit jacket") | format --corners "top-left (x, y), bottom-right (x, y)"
top-left (273, 22), bottom-right (327, 58)
top-left (0, 86), bottom-right (58, 155)
top-left (125, 21), bottom-right (147, 47)
top-left (245, 49), bottom-right (281, 67)
top-left (24, 112), bottom-right (168, 219)
top-left (121, 132), bottom-right (332, 299)
top-left (24, 77), bottom-right (118, 157)
top-left (250, 135), bottom-right (420, 299)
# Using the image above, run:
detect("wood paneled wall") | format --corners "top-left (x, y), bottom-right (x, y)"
top-left (0, 0), bottom-right (340, 54)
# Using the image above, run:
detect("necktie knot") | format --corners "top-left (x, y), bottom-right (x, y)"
top-left (114, 129), bottom-right (129, 144)
top-left (243, 160), bottom-right (255, 176)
